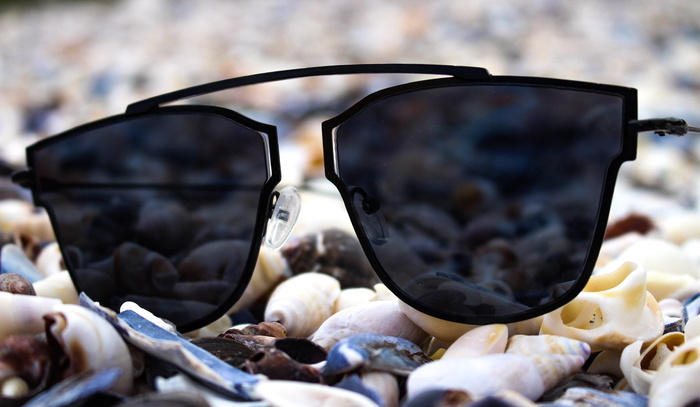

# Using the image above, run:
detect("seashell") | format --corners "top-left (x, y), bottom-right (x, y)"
top-left (401, 389), bottom-right (474, 407)
top-left (334, 287), bottom-right (376, 313)
top-left (21, 369), bottom-right (124, 407)
top-left (0, 200), bottom-right (54, 241)
top-left (595, 233), bottom-right (644, 269)
top-left (120, 300), bottom-right (176, 333)
top-left (190, 337), bottom-right (256, 368)
top-left (552, 387), bottom-right (648, 407)
top-left (586, 350), bottom-right (624, 379)
top-left (645, 271), bottom-right (700, 302)
top-left (406, 352), bottom-right (588, 401)
top-left (183, 313), bottom-right (232, 339)
top-left (311, 300), bottom-right (428, 351)
top-left (244, 348), bottom-right (321, 382)
top-left (253, 379), bottom-right (378, 407)
top-left (281, 228), bottom-right (380, 289)
top-left (155, 373), bottom-right (265, 407)
top-left (685, 315), bottom-right (700, 340)
top-left (323, 333), bottom-right (431, 377)
top-left (109, 391), bottom-right (210, 407)
top-left (658, 211), bottom-right (700, 245)
top-left (264, 272), bottom-right (341, 338)
top-left (83, 294), bottom-right (260, 400)
top-left (441, 324), bottom-right (508, 359)
top-left (505, 334), bottom-right (592, 359)
top-left (233, 321), bottom-right (287, 338)
top-left (34, 242), bottom-right (64, 277)
top-left (44, 303), bottom-right (134, 395)
top-left (0, 291), bottom-right (62, 340)
top-left (0, 273), bottom-right (35, 295)
top-left (615, 237), bottom-right (696, 277)
top-left (372, 284), bottom-right (398, 301)
top-left (648, 335), bottom-right (700, 407)
top-left (358, 372), bottom-right (399, 407)
top-left (228, 246), bottom-right (289, 314)
top-left (33, 271), bottom-right (79, 304)
top-left (0, 335), bottom-right (53, 398)
top-left (540, 261), bottom-right (664, 351)
top-left (1, 244), bottom-right (44, 283)
top-left (619, 331), bottom-right (685, 395)
top-left (539, 372), bottom-right (615, 402)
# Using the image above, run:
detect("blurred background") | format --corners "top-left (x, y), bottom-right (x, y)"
top-left (1, 0), bottom-right (700, 220)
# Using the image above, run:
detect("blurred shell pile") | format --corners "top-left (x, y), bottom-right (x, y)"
top-left (2, 0), bottom-right (700, 406)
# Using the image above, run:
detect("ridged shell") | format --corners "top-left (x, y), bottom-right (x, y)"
top-left (0, 273), bottom-right (35, 295)
top-left (505, 334), bottom-right (592, 360)
top-left (44, 304), bottom-right (134, 395)
top-left (540, 261), bottom-right (664, 351)
top-left (441, 324), bottom-right (508, 359)
top-left (264, 272), bottom-right (341, 338)
top-left (311, 300), bottom-right (428, 351)
top-left (620, 332), bottom-right (685, 395)
top-left (0, 291), bottom-right (62, 340)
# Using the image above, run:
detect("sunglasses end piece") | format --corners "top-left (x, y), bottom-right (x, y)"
top-left (265, 186), bottom-right (302, 250)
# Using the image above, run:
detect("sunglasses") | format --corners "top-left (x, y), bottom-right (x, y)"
top-left (11, 64), bottom-right (700, 333)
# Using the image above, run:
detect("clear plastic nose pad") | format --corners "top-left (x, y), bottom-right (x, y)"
top-left (351, 187), bottom-right (389, 245)
top-left (265, 186), bottom-right (302, 250)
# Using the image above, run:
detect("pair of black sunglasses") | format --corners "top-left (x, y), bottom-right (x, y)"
top-left (12, 64), bottom-right (700, 333)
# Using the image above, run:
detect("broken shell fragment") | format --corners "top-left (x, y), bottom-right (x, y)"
top-left (540, 261), bottom-right (664, 351)
top-left (649, 335), bottom-right (700, 407)
top-left (264, 272), bottom-right (341, 338)
top-left (619, 332), bottom-right (685, 395)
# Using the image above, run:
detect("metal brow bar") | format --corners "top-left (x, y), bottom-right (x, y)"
top-left (125, 64), bottom-right (490, 115)
top-left (630, 117), bottom-right (700, 136)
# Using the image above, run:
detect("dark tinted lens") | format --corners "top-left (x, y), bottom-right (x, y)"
top-left (30, 112), bottom-right (271, 330)
top-left (333, 84), bottom-right (624, 322)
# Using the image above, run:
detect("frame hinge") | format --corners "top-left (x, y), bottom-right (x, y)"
top-left (629, 117), bottom-right (695, 136)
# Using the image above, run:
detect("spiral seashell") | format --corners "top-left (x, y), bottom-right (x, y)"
top-left (441, 324), bottom-right (508, 359)
top-left (619, 331), bottom-right (685, 395)
top-left (0, 291), bottom-right (61, 340)
top-left (649, 335), bottom-right (700, 407)
top-left (228, 246), bottom-right (289, 314)
top-left (311, 300), bottom-right (428, 351)
top-left (0, 273), bottom-right (35, 295)
top-left (406, 351), bottom-right (588, 401)
top-left (33, 271), bottom-right (79, 304)
top-left (253, 379), bottom-right (378, 407)
top-left (264, 272), bottom-right (341, 338)
top-left (44, 303), bottom-right (134, 395)
top-left (540, 261), bottom-right (664, 351)
top-left (505, 334), bottom-right (592, 359)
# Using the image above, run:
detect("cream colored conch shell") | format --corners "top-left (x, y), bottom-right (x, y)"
top-left (540, 261), bottom-right (664, 351)
top-left (649, 335), bottom-right (700, 407)
top-left (619, 332), bottom-right (685, 395)
top-left (406, 345), bottom-right (589, 401)
top-left (311, 300), bottom-right (428, 350)
top-left (441, 324), bottom-right (508, 359)
top-left (254, 380), bottom-right (378, 407)
top-left (0, 291), bottom-right (62, 340)
top-left (264, 272), bottom-right (340, 338)
top-left (229, 247), bottom-right (289, 314)
top-left (33, 271), bottom-right (79, 304)
top-left (44, 304), bottom-right (134, 395)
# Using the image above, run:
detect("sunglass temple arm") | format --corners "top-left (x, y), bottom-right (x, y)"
top-left (630, 117), bottom-right (700, 136)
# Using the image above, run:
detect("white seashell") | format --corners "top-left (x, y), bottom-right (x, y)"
top-left (44, 304), bottom-right (134, 395)
top-left (658, 211), bottom-right (700, 245)
top-left (264, 272), bottom-right (341, 338)
top-left (649, 335), bottom-right (700, 407)
top-left (685, 314), bottom-right (700, 340)
top-left (442, 324), bottom-right (508, 359)
top-left (34, 242), bottom-right (64, 277)
top-left (33, 271), bottom-right (79, 304)
top-left (253, 380), bottom-right (378, 407)
top-left (359, 371), bottom-right (399, 407)
top-left (0, 200), bottom-right (54, 241)
top-left (540, 261), bottom-right (664, 351)
top-left (615, 238), bottom-right (696, 277)
top-left (334, 287), bottom-right (376, 313)
top-left (311, 300), bottom-right (428, 350)
top-left (620, 332), bottom-right (685, 395)
top-left (505, 334), bottom-right (591, 360)
top-left (645, 271), bottom-right (700, 302)
top-left (397, 299), bottom-right (475, 342)
top-left (371, 284), bottom-right (398, 301)
top-left (0, 376), bottom-right (29, 398)
top-left (586, 349), bottom-right (624, 379)
top-left (594, 233), bottom-right (644, 269)
top-left (0, 291), bottom-right (62, 340)
top-left (184, 314), bottom-right (232, 339)
top-left (406, 351), bottom-right (587, 401)
top-left (229, 247), bottom-right (289, 314)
